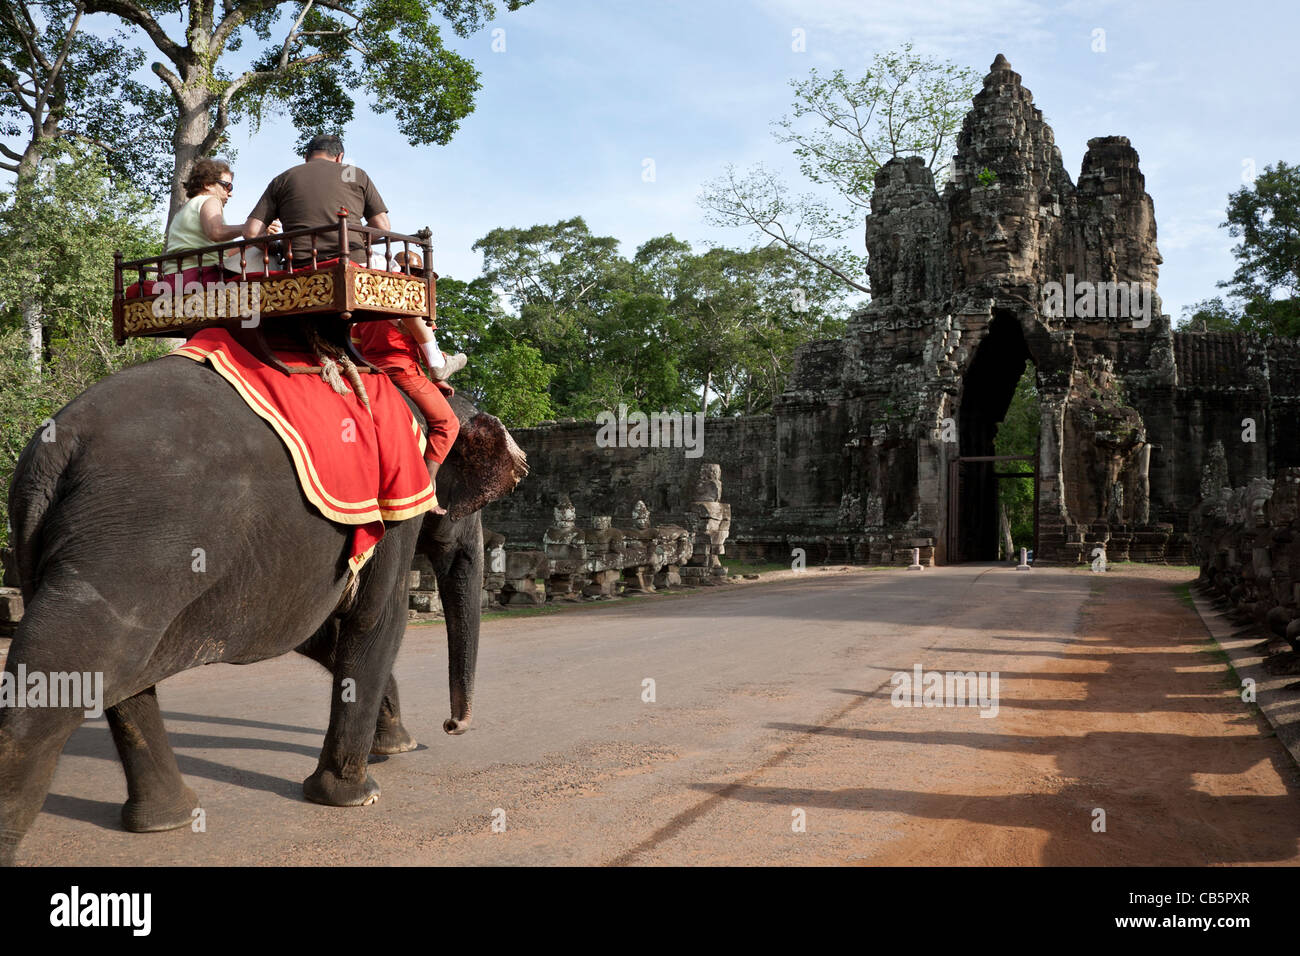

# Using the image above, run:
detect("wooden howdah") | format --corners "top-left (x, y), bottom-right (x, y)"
top-left (112, 211), bottom-right (436, 374)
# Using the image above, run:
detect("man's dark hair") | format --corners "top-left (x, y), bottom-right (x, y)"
top-left (304, 133), bottom-right (344, 159)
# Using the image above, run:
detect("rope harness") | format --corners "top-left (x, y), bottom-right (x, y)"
top-left (284, 322), bottom-right (372, 411)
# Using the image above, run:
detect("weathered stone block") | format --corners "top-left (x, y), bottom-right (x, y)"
top-left (0, 588), bottom-right (23, 623)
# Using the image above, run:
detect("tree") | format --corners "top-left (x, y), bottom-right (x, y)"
top-left (0, 148), bottom-right (168, 547)
top-left (993, 365), bottom-right (1040, 555)
top-left (0, 141), bottom-right (161, 343)
top-left (0, 1), bottom-right (171, 192)
top-left (1, 0), bottom-right (171, 372)
top-left (699, 43), bottom-right (980, 295)
top-left (661, 243), bottom-right (849, 416)
top-left (82, 0), bottom-right (535, 216)
top-left (472, 219), bottom-right (852, 420)
top-left (433, 273), bottom-right (557, 427)
top-left (1222, 161), bottom-right (1300, 305)
top-left (472, 217), bottom-right (634, 415)
top-left (1182, 161), bottom-right (1300, 337)
top-left (1180, 294), bottom-right (1300, 337)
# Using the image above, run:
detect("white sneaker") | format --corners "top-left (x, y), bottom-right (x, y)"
top-left (432, 352), bottom-right (467, 381)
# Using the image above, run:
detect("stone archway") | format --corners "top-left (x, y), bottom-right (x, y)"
top-left (951, 310), bottom-right (1036, 561)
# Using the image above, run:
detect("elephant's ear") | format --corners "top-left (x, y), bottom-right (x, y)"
top-left (440, 412), bottom-right (529, 522)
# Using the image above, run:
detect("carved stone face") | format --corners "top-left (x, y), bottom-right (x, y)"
top-left (632, 500), bottom-right (651, 529)
top-left (553, 497), bottom-right (576, 528)
top-left (1248, 477), bottom-right (1275, 522)
top-left (958, 191), bottom-right (1042, 285)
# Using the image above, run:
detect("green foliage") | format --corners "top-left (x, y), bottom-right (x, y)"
top-left (1181, 161), bottom-right (1300, 337)
top-left (977, 167), bottom-right (997, 187)
top-left (0, 1), bottom-right (172, 196)
top-left (0, 143), bottom-right (161, 340)
top-left (1182, 294), bottom-right (1300, 337)
top-left (469, 340), bottom-right (555, 427)
top-left (81, 0), bottom-right (533, 196)
top-left (993, 365), bottom-right (1040, 552)
top-left (433, 274), bottom-right (556, 427)
top-left (471, 218), bottom-right (850, 421)
top-left (1222, 161), bottom-right (1300, 302)
top-left (0, 146), bottom-right (167, 548)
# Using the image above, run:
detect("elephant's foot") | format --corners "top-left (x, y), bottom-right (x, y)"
top-left (371, 720), bottom-right (419, 755)
top-left (303, 769), bottom-right (381, 807)
top-left (121, 786), bottom-right (200, 833)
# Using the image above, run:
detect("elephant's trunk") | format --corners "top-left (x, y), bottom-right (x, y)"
top-left (443, 640), bottom-right (475, 735)
top-left (440, 524), bottom-right (482, 736)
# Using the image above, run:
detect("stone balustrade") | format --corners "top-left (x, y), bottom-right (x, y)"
top-left (1191, 445), bottom-right (1300, 653)
top-left (408, 464), bottom-right (733, 618)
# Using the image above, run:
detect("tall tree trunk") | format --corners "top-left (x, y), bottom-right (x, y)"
top-left (701, 369), bottom-right (711, 415)
top-left (20, 300), bottom-right (43, 380)
top-left (999, 500), bottom-right (1014, 561)
top-left (14, 152), bottom-right (47, 379)
top-left (170, 86), bottom-right (212, 220)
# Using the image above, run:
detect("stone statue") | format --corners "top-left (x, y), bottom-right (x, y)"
top-left (1107, 481), bottom-right (1124, 525)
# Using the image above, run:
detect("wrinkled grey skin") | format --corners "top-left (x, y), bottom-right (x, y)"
top-left (0, 354), bottom-right (514, 866)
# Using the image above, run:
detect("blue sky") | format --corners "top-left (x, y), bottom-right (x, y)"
top-left (55, 0), bottom-right (1300, 320)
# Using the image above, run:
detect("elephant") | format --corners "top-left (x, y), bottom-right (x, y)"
top-left (0, 351), bottom-right (527, 866)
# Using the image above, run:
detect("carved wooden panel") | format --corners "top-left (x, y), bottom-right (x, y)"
top-left (352, 271), bottom-right (428, 313)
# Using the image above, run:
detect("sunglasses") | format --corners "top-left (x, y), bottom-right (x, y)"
top-left (217, 180), bottom-right (234, 192)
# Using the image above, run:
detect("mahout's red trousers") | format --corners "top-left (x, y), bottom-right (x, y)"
top-left (381, 363), bottom-right (460, 464)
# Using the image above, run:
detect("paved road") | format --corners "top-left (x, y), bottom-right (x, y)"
top-left (14, 564), bottom-right (1300, 865)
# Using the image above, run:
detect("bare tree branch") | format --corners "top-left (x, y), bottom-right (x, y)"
top-left (84, 0), bottom-right (185, 66)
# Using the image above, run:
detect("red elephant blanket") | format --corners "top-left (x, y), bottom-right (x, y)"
top-left (171, 328), bottom-right (437, 574)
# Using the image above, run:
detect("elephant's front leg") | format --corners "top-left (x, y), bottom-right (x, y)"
top-left (371, 673), bottom-right (419, 755)
top-left (303, 580), bottom-right (407, 807)
top-left (296, 624), bottom-right (417, 756)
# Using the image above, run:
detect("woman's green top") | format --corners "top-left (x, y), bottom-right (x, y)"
top-left (162, 195), bottom-right (219, 273)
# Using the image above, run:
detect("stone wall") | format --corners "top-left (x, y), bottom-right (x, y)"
top-left (482, 416), bottom-right (775, 553)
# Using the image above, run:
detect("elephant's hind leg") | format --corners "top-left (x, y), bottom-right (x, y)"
top-left (0, 601), bottom-right (93, 865)
top-left (106, 687), bottom-right (199, 833)
top-left (0, 703), bottom-right (85, 867)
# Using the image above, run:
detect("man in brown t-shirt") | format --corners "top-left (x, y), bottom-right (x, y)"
top-left (244, 134), bottom-right (390, 266)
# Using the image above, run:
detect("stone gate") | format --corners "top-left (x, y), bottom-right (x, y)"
top-left (485, 55), bottom-right (1300, 566)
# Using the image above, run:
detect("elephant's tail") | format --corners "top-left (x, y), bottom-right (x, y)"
top-left (7, 417), bottom-right (81, 602)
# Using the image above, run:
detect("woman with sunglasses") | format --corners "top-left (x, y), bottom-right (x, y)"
top-left (161, 158), bottom-right (279, 274)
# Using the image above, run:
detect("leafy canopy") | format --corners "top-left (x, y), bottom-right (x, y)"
top-left (1182, 160), bottom-right (1300, 337)
top-left (699, 42), bottom-right (980, 295)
